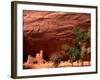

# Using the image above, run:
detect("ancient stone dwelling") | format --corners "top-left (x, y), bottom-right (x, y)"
top-left (26, 50), bottom-right (46, 64)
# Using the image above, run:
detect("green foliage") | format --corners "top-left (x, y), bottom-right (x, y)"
top-left (61, 27), bottom-right (90, 66)
top-left (73, 27), bottom-right (81, 36)
top-left (73, 27), bottom-right (83, 47)
top-left (50, 53), bottom-right (62, 67)
top-left (73, 27), bottom-right (90, 47)
top-left (61, 44), bottom-right (80, 62)
top-left (82, 30), bottom-right (90, 42)
top-left (68, 47), bottom-right (80, 62)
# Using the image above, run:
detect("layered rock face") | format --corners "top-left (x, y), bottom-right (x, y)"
top-left (23, 10), bottom-right (91, 60)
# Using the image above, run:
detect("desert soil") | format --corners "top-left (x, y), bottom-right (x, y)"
top-left (23, 61), bottom-right (90, 69)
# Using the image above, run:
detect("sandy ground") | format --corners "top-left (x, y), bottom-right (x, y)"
top-left (23, 61), bottom-right (90, 69)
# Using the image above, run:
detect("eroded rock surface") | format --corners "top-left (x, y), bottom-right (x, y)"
top-left (23, 10), bottom-right (91, 59)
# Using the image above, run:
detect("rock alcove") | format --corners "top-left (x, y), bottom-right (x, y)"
top-left (23, 10), bottom-right (91, 62)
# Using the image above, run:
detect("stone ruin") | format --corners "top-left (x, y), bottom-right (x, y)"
top-left (26, 50), bottom-right (46, 65)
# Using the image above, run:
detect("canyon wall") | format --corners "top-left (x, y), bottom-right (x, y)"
top-left (23, 10), bottom-right (91, 60)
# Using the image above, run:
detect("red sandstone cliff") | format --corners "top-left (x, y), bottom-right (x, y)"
top-left (23, 10), bottom-right (91, 59)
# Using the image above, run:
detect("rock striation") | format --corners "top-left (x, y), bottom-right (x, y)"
top-left (23, 10), bottom-right (91, 59)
